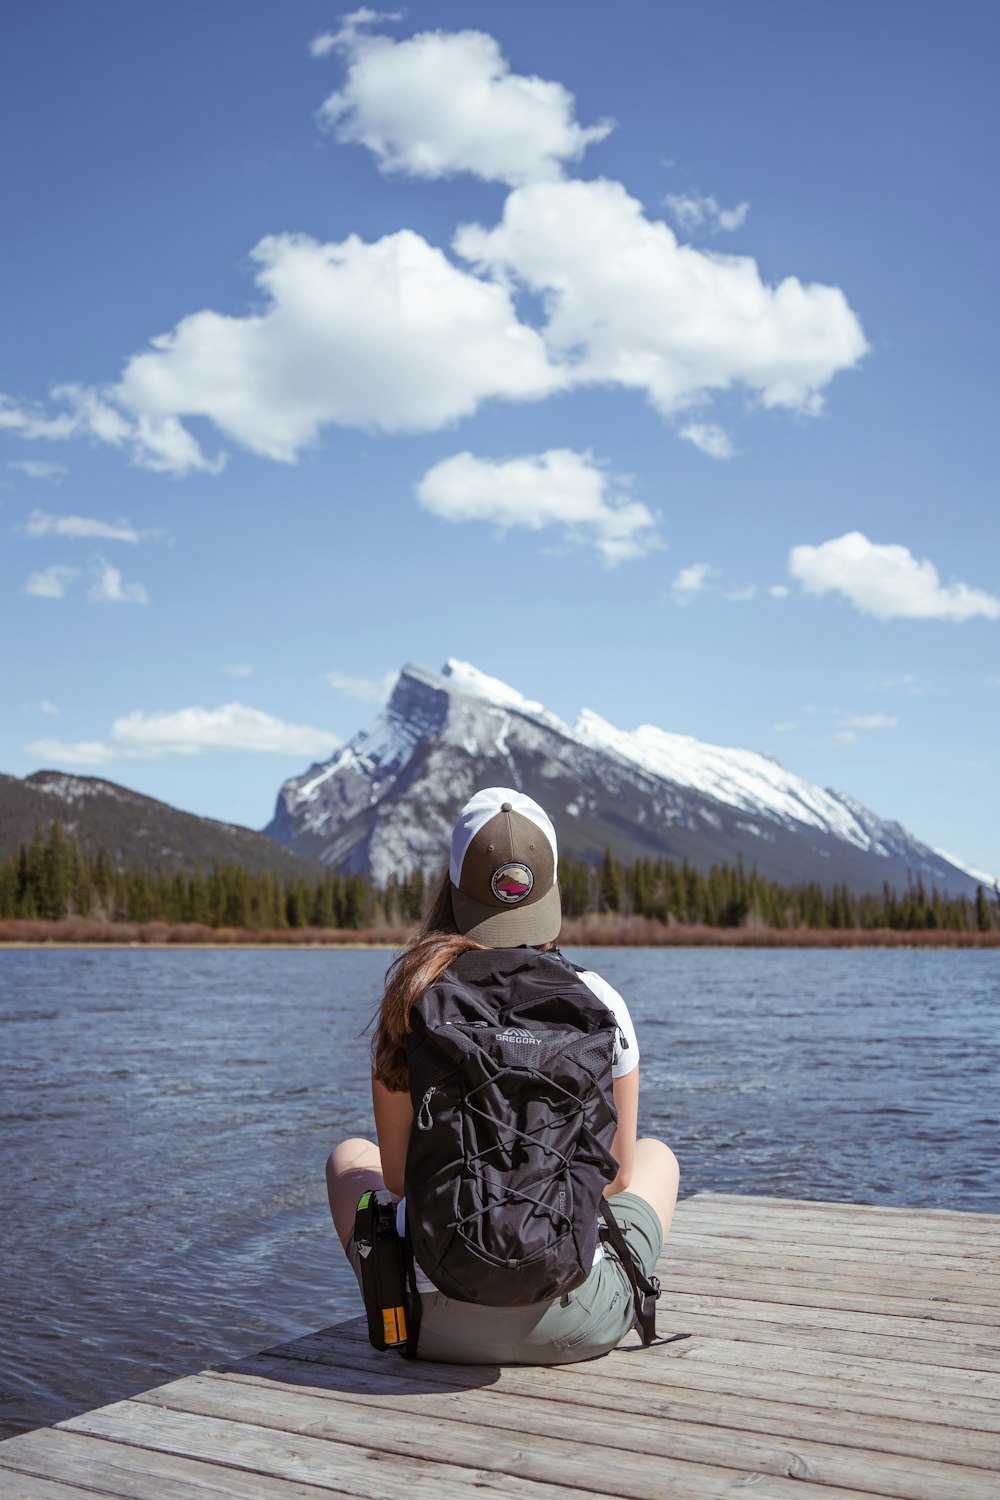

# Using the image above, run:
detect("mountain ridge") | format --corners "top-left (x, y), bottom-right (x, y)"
top-left (265, 659), bottom-right (987, 897)
top-left (0, 770), bottom-right (318, 879)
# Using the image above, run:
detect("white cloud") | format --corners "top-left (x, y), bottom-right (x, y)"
top-left (27, 738), bottom-right (117, 767)
top-left (0, 383), bottom-right (224, 475)
top-left (456, 177), bottom-right (868, 421)
top-left (665, 193), bottom-right (749, 234)
top-left (789, 531), bottom-right (1000, 622)
top-left (326, 670), bottom-right (398, 702)
top-left (21, 699), bottom-right (59, 716)
top-left (724, 584), bottom-right (757, 602)
top-left (25, 509), bottom-right (141, 543)
top-left (87, 558), bottom-right (148, 605)
top-left (113, 231), bottom-right (559, 463)
top-left (672, 562), bottom-right (718, 604)
top-left (8, 460), bottom-right (68, 482)
top-left (768, 584), bottom-right (790, 598)
top-left (772, 721), bottom-right (797, 732)
top-left (109, 703), bottom-right (340, 756)
top-left (840, 713), bottom-right (898, 730)
top-left (679, 422), bottom-right (735, 459)
top-left (28, 703), bottom-right (341, 764)
top-left (221, 663), bottom-right (254, 678)
top-left (310, 9), bottom-right (403, 59)
top-left (0, 36), bottom-right (865, 475)
top-left (417, 449), bottom-right (660, 566)
top-left (316, 21), bottom-right (612, 186)
top-left (834, 729), bottom-right (858, 746)
top-left (24, 564), bottom-right (79, 598)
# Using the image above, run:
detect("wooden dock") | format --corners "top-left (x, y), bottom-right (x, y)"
top-left (1, 1192), bottom-right (998, 1499)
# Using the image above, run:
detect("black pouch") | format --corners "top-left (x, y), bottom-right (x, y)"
top-left (354, 1189), bottom-right (410, 1351)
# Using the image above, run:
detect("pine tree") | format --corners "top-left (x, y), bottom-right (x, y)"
top-left (975, 884), bottom-right (992, 933)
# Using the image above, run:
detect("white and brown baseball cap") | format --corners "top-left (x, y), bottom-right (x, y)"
top-left (449, 787), bottom-right (561, 947)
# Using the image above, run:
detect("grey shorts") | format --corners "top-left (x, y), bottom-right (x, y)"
top-left (344, 1191), bottom-right (663, 1365)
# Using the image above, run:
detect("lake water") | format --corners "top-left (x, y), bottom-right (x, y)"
top-left (1, 946), bottom-right (997, 1438)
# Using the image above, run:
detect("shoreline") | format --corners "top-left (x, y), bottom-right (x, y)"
top-left (1, 919), bottom-right (997, 950)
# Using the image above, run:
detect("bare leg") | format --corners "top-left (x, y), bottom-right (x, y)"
top-left (326, 1137), bottom-right (386, 1249)
top-left (616, 1138), bottom-right (680, 1240)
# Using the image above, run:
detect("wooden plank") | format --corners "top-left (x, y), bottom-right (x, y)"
top-left (626, 1307), bottom-right (1000, 1370)
top-left (662, 1290), bottom-right (1000, 1351)
top-left (663, 1231), bottom-right (1000, 1289)
top-left (0, 1426), bottom-right (349, 1499)
top-left (281, 1319), bottom-right (1000, 1403)
top-left (58, 1396), bottom-right (876, 1500)
top-left (674, 1196), bottom-right (1000, 1230)
top-left (219, 1354), bottom-right (1000, 1472)
top-left (684, 1194), bottom-right (1000, 1227)
top-left (0, 1473), bottom-right (121, 1500)
top-left (665, 1236), bottom-right (1000, 1296)
top-left (130, 1369), bottom-right (1000, 1500)
top-left (255, 1327), bottom-right (1000, 1431)
top-left (670, 1208), bottom-right (1000, 1252)
top-left (658, 1272), bottom-right (1000, 1326)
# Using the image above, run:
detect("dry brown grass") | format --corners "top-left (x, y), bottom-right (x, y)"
top-left (0, 916), bottom-right (996, 948)
top-left (557, 915), bottom-right (1000, 947)
top-left (0, 918), bottom-right (410, 947)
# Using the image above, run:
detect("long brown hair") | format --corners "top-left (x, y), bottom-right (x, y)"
top-left (373, 871), bottom-right (486, 1091)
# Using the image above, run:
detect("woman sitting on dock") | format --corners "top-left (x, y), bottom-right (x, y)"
top-left (325, 786), bottom-right (680, 1363)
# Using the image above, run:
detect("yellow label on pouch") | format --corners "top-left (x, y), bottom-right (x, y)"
top-left (382, 1305), bottom-right (407, 1344)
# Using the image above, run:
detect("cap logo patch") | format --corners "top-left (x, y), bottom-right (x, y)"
top-left (491, 862), bottom-right (534, 904)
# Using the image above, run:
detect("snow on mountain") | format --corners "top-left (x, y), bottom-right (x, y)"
top-left (573, 711), bottom-right (874, 849)
top-left (265, 661), bottom-right (986, 896)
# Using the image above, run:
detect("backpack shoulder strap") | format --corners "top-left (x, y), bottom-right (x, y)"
top-left (599, 1202), bottom-right (690, 1350)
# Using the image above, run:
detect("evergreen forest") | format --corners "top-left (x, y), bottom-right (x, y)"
top-left (1, 820), bottom-right (996, 933)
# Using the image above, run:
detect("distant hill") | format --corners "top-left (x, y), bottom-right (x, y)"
top-left (0, 771), bottom-right (317, 879)
top-left (265, 659), bottom-right (989, 899)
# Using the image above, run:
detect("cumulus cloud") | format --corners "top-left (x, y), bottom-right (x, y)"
top-left (0, 32), bottom-right (865, 474)
top-left (768, 584), bottom-right (790, 598)
top-left (23, 564), bottom-right (79, 599)
top-left (25, 509), bottom-right (141, 543)
top-left (679, 422), bottom-right (736, 459)
top-left (417, 448), bottom-right (660, 566)
top-left (326, 670), bottom-right (398, 702)
top-left (456, 177), bottom-right (868, 421)
top-left (113, 231), bottom-right (559, 463)
top-left (27, 704), bottom-right (341, 765)
top-left (671, 562), bottom-right (718, 603)
top-left (665, 193), bottom-right (749, 234)
top-left (87, 558), bottom-right (148, 605)
top-left (315, 20), bottom-right (612, 185)
top-left (789, 531), bottom-right (1000, 622)
top-left (8, 460), bottom-right (67, 482)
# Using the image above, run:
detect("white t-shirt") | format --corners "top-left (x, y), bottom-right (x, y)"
top-left (398, 970), bottom-right (638, 1291)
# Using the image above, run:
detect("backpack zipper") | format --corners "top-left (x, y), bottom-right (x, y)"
top-left (416, 1086), bottom-right (438, 1131)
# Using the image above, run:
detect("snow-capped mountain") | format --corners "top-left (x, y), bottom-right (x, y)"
top-left (265, 660), bottom-right (988, 897)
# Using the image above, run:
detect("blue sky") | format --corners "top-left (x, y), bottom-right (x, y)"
top-left (2, 1), bottom-right (998, 877)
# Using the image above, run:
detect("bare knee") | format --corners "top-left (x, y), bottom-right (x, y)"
top-left (628, 1138), bottom-right (680, 1241)
top-left (637, 1137), bottom-right (680, 1182)
top-left (325, 1137), bottom-right (384, 1248)
top-left (328, 1137), bottom-right (379, 1174)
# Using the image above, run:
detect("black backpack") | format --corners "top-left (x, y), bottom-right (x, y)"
top-left (402, 947), bottom-right (662, 1347)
